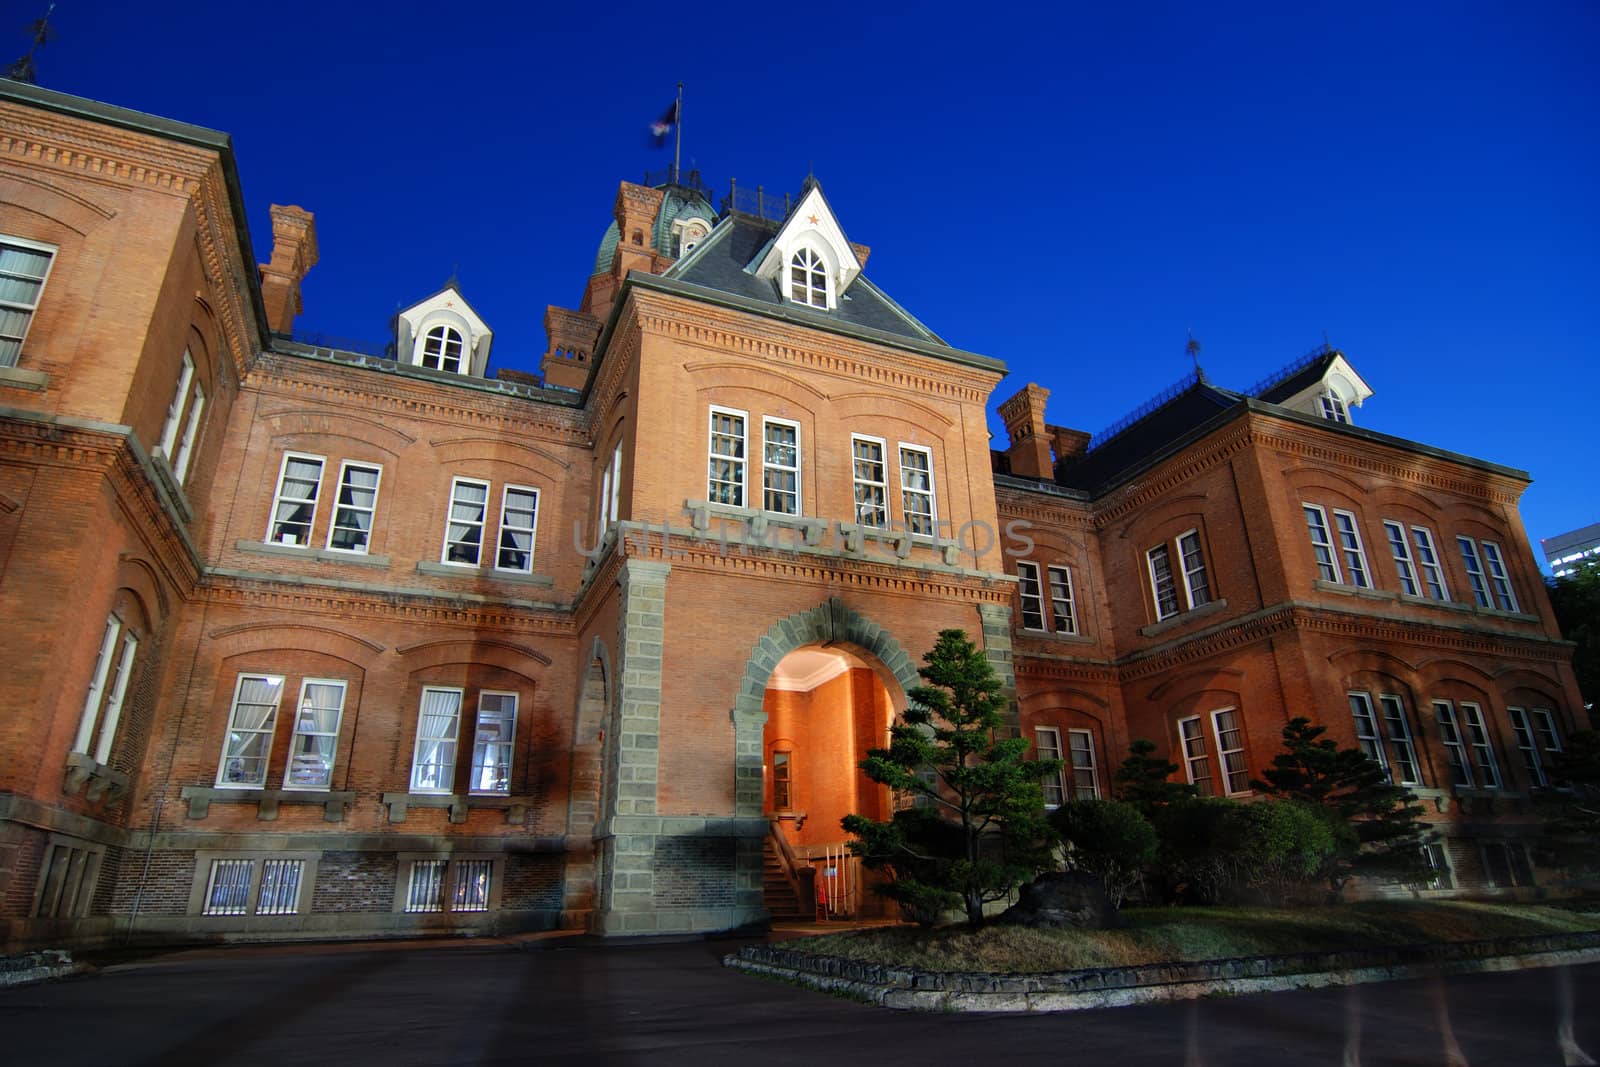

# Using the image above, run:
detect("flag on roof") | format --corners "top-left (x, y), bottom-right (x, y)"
top-left (649, 102), bottom-right (678, 148)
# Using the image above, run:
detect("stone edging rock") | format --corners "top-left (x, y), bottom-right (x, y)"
top-left (0, 950), bottom-right (89, 989)
top-left (724, 930), bottom-right (1600, 1012)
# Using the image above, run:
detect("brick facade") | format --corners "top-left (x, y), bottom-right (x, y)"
top-left (0, 81), bottom-right (1584, 951)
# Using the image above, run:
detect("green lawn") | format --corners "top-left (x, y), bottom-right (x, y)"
top-left (783, 901), bottom-right (1600, 974)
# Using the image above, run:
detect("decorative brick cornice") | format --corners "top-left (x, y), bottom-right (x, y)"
top-left (1093, 423), bottom-right (1255, 527)
top-left (994, 487), bottom-right (1094, 528)
top-left (1015, 656), bottom-right (1118, 685)
top-left (0, 105), bottom-right (213, 195)
top-left (629, 291), bottom-right (998, 404)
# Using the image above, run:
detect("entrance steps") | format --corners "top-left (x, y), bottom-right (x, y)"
top-left (762, 837), bottom-right (813, 921)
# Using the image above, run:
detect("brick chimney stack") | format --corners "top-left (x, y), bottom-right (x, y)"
top-left (997, 383), bottom-right (1055, 479)
top-left (258, 205), bottom-right (318, 335)
top-left (1048, 425), bottom-right (1092, 465)
top-left (542, 305), bottom-right (603, 392)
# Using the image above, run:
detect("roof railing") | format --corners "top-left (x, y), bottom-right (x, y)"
top-left (643, 165), bottom-right (715, 203)
top-left (721, 178), bottom-right (795, 223)
top-left (1087, 369), bottom-right (1203, 452)
top-left (1244, 342), bottom-right (1336, 399)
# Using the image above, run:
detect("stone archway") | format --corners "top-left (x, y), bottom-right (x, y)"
top-left (730, 597), bottom-right (921, 820)
top-left (562, 637), bottom-right (612, 925)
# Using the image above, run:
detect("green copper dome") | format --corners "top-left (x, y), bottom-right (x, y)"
top-left (591, 182), bottom-right (717, 276)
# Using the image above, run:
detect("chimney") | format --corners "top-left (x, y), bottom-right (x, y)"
top-left (997, 383), bottom-right (1054, 479)
top-left (1047, 424), bottom-right (1092, 465)
top-left (541, 305), bottom-right (603, 392)
top-left (258, 205), bottom-right (318, 334)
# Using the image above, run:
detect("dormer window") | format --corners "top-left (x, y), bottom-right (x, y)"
top-left (789, 248), bottom-right (829, 309)
top-left (420, 326), bottom-right (464, 373)
top-left (1319, 389), bottom-right (1348, 424)
top-left (674, 219), bottom-right (709, 257)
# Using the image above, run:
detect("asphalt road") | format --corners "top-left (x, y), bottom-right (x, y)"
top-left (2, 934), bottom-right (1596, 1065)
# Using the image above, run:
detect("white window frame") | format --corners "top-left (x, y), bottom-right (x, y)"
top-left (1320, 389), bottom-right (1348, 424)
top-left (1211, 708), bottom-right (1249, 795)
top-left (410, 686), bottom-right (464, 794)
top-left (1460, 701), bottom-right (1502, 789)
top-left (598, 443), bottom-right (622, 537)
top-left (897, 443), bottom-right (937, 537)
top-left (1178, 716), bottom-right (1213, 796)
top-left (215, 674), bottom-right (286, 789)
top-left (1384, 520), bottom-right (1420, 597)
top-left (494, 484), bottom-right (540, 574)
top-left (1148, 544), bottom-right (1181, 621)
top-left (1177, 530), bottom-right (1212, 609)
top-left (851, 434), bottom-right (889, 528)
top-left (0, 234), bottom-right (57, 368)
top-left (1303, 504), bottom-right (1341, 584)
top-left (441, 476), bottom-right (491, 567)
top-left (74, 614), bottom-right (138, 765)
top-left (1479, 540), bottom-right (1519, 613)
top-left (761, 417), bottom-right (801, 516)
top-left (157, 349), bottom-right (207, 487)
top-left (420, 324), bottom-right (464, 373)
top-left (282, 678), bottom-right (347, 791)
top-left (787, 245), bottom-right (830, 309)
top-left (1433, 700), bottom-right (1474, 788)
top-left (1331, 510), bottom-right (1371, 589)
top-left (1411, 526), bottom-right (1450, 600)
top-left (1456, 536), bottom-right (1492, 608)
top-left (707, 406), bottom-right (748, 507)
top-left (1377, 693), bottom-right (1422, 786)
top-left (1016, 561), bottom-right (1046, 632)
top-left (1047, 565), bottom-right (1079, 636)
top-left (1035, 726), bottom-right (1065, 809)
top-left (1507, 706), bottom-right (1561, 788)
top-left (469, 691), bottom-right (518, 796)
top-left (1067, 728), bottom-right (1100, 799)
top-left (326, 461), bottom-right (382, 554)
top-left (266, 452), bottom-right (325, 547)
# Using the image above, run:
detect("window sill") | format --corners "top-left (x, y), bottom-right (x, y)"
top-left (413, 561), bottom-right (554, 586)
top-left (381, 792), bottom-right (534, 825)
top-left (1018, 628), bottom-right (1096, 645)
top-left (1397, 593), bottom-right (1473, 614)
top-left (237, 539), bottom-right (391, 568)
top-left (1469, 605), bottom-right (1540, 624)
top-left (1313, 580), bottom-right (1397, 602)
top-left (0, 364), bottom-right (48, 391)
top-left (151, 451), bottom-right (195, 524)
top-left (180, 785), bottom-right (355, 822)
top-left (1139, 597), bottom-right (1229, 638)
top-left (685, 499), bottom-right (830, 546)
top-left (62, 751), bottom-right (129, 804)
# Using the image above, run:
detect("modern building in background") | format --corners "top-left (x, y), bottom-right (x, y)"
top-left (0, 80), bottom-right (1586, 951)
top-left (1543, 522), bottom-right (1600, 578)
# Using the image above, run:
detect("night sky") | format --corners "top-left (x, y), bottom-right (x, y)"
top-left (15, 2), bottom-right (1598, 565)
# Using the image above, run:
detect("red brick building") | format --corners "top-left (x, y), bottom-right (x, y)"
top-left (0, 81), bottom-right (1583, 949)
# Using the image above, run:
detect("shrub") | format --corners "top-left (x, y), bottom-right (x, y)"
top-left (1050, 798), bottom-right (1158, 909)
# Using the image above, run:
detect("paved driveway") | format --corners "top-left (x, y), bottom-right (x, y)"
top-left (2, 934), bottom-right (1596, 1065)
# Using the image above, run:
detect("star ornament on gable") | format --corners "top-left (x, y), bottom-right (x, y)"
top-left (807, 214), bottom-right (819, 225)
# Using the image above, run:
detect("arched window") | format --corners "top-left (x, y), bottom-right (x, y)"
top-left (1319, 388), bottom-right (1348, 424)
top-left (420, 326), bottom-right (464, 373)
top-left (788, 247), bottom-right (828, 309)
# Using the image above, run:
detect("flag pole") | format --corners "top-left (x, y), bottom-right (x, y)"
top-left (673, 82), bottom-right (684, 183)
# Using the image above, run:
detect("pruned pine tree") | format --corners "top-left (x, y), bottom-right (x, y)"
top-left (843, 629), bottom-right (1058, 925)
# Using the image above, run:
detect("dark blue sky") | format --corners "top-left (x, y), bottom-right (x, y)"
top-left (20, 2), bottom-right (1598, 566)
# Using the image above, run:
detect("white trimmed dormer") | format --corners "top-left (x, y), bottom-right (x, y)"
top-left (394, 285), bottom-right (493, 378)
top-left (1279, 352), bottom-right (1374, 425)
top-left (749, 181), bottom-right (862, 311)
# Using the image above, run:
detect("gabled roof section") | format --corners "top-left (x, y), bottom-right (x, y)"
top-left (1251, 346), bottom-right (1374, 416)
top-left (749, 180), bottom-right (863, 294)
top-left (1055, 374), bottom-right (1243, 493)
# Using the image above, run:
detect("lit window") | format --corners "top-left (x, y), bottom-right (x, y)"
top-left (1068, 729), bottom-right (1099, 799)
top-left (469, 692), bottom-right (517, 795)
top-left (1047, 565), bottom-right (1079, 635)
top-left (762, 418), bottom-right (801, 515)
top-left (1016, 561), bottom-right (1046, 631)
top-left (420, 325), bottom-right (464, 373)
top-left (283, 680), bottom-right (346, 790)
top-left (442, 477), bottom-right (490, 566)
top-left (401, 857), bottom-right (496, 914)
top-left (1211, 708), bottom-right (1249, 795)
top-left (1507, 706), bottom-right (1561, 788)
top-left (157, 348), bottom-right (207, 486)
top-left (771, 749), bottom-right (793, 810)
top-left (851, 435), bottom-right (888, 527)
top-left (0, 236), bottom-right (55, 367)
top-left (788, 247), bottom-right (828, 308)
top-left (452, 859), bottom-right (493, 912)
top-left (495, 486), bottom-right (539, 573)
top-left (404, 859), bottom-right (446, 913)
top-left (1384, 521), bottom-right (1419, 596)
top-left (327, 462), bottom-right (381, 553)
top-left (267, 453), bottom-right (325, 547)
top-left (1148, 531), bottom-right (1212, 621)
top-left (411, 687), bottom-right (464, 793)
top-left (899, 445), bottom-right (936, 536)
top-left (1304, 504), bottom-right (1341, 583)
top-left (216, 674), bottom-right (286, 788)
top-left (1319, 389), bottom-right (1348, 423)
top-left (256, 859), bottom-right (305, 915)
top-left (1034, 727), bottom-right (1065, 808)
top-left (1332, 511), bottom-right (1370, 588)
top-left (1411, 527), bottom-right (1450, 600)
top-left (202, 859), bottom-right (255, 915)
top-left (708, 407), bottom-right (747, 507)
top-left (74, 614), bottom-right (139, 765)
top-left (1178, 716), bottom-right (1212, 796)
